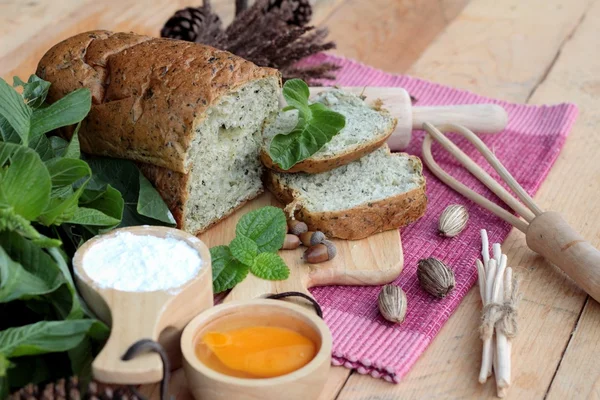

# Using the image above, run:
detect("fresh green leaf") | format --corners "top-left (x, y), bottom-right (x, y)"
top-left (269, 102), bottom-right (346, 170)
top-left (137, 174), bottom-right (176, 225)
top-left (210, 246), bottom-right (250, 293)
top-left (229, 235), bottom-right (258, 266)
top-left (0, 115), bottom-right (20, 144)
top-left (82, 185), bottom-right (124, 223)
top-left (250, 252), bottom-right (290, 281)
top-left (0, 353), bottom-right (11, 377)
top-left (47, 247), bottom-right (84, 319)
top-left (28, 133), bottom-right (54, 161)
top-left (30, 88), bottom-right (91, 138)
top-left (45, 158), bottom-right (91, 186)
top-left (65, 207), bottom-right (121, 227)
top-left (268, 79), bottom-right (346, 170)
top-left (0, 142), bottom-right (51, 220)
top-left (49, 136), bottom-right (68, 157)
top-left (235, 206), bottom-right (287, 253)
top-left (0, 231), bottom-right (65, 302)
top-left (85, 157), bottom-right (174, 227)
top-left (281, 79), bottom-right (311, 118)
top-left (38, 186), bottom-right (82, 226)
top-left (0, 77), bottom-right (31, 144)
top-left (13, 75), bottom-right (51, 109)
top-left (0, 247), bottom-right (59, 303)
top-left (0, 320), bottom-right (95, 357)
top-left (0, 207), bottom-right (61, 247)
top-left (62, 127), bottom-right (81, 159)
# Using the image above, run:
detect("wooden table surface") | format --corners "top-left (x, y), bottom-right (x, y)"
top-left (3, 0), bottom-right (599, 398)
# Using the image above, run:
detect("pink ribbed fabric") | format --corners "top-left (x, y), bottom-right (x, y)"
top-left (303, 53), bottom-right (579, 383)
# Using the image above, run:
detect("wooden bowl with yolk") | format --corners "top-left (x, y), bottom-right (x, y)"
top-left (181, 299), bottom-right (332, 400)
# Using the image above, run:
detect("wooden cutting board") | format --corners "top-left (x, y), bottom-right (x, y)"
top-left (198, 192), bottom-right (404, 306)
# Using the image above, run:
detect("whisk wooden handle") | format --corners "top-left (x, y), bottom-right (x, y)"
top-left (526, 212), bottom-right (600, 303)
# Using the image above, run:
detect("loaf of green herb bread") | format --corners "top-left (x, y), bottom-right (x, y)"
top-left (265, 146), bottom-right (427, 240)
top-left (36, 30), bottom-right (281, 234)
top-left (261, 89), bottom-right (397, 173)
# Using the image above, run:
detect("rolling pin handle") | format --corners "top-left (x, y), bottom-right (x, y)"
top-left (412, 104), bottom-right (508, 134)
top-left (526, 211), bottom-right (600, 303)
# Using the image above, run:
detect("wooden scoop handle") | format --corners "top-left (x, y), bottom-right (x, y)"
top-left (526, 212), bottom-right (600, 303)
top-left (92, 294), bottom-right (164, 384)
top-left (412, 104), bottom-right (508, 134)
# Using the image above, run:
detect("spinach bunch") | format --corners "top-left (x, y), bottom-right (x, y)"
top-left (0, 75), bottom-right (175, 396)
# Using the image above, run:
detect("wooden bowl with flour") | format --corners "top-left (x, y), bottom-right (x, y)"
top-left (72, 226), bottom-right (213, 385)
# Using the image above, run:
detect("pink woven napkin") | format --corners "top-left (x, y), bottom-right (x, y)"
top-left (304, 53), bottom-right (578, 383)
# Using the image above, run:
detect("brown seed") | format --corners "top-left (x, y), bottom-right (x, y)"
top-left (299, 231), bottom-right (326, 247)
top-left (417, 257), bottom-right (455, 298)
top-left (378, 285), bottom-right (407, 324)
top-left (303, 240), bottom-right (336, 263)
top-left (288, 219), bottom-right (308, 235)
top-left (281, 234), bottom-right (301, 250)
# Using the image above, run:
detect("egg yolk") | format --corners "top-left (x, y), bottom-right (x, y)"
top-left (200, 326), bottom-right (316, 378)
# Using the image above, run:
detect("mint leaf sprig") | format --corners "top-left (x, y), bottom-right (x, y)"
top-left (210, 206), bottom-right (290, 293)
top-left (268, 79), bottom-right (346, 170)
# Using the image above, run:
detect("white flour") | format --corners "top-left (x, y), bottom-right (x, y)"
top-left (82, 232), bottom-right (202, 292)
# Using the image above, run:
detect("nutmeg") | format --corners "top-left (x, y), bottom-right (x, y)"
top-left (287, 219), bottom-right (308, 236)
top-left (303, 240), bottom-right (336, 263)
top-left (378, 285), bottom-right (407, 324)
top-left (281, 234), bottom-right (301, 250)
top-left (417, 257), bottom-right (455, 298)
top-left (299, 231), bottom-right (326, 247)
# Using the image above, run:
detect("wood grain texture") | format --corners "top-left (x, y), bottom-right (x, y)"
top-left (409, 0), bottom-right (595, 103)
top-left (322, 0), bottom-right (453, 73)
top-left (530, 2), bottom-right (600, 397)
top-left (338, 0), bottom-right (600, 398)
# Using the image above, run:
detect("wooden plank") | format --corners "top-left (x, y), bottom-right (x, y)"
top-left (408, 0), bottom-right (594, 102)
top-left (322, 0), bottom-right (454, 73)
top-left (537, 2), bottom-right (600, 397)
top-left (337, 0), bottom-right (598, 398)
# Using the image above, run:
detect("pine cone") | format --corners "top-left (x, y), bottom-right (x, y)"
top-left (265, 0), bottom-right (312, 26)
top-left (9, 376), bottom-right (141, 400)
top-left (160, 5), bottom-right (224, 45)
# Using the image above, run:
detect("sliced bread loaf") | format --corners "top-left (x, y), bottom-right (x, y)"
top-left (265, 146), bottom-right (427, 240)
top-left (261, 89), bottom-right (397, 173)
top-left (37, 31), bottom-right (281, 234)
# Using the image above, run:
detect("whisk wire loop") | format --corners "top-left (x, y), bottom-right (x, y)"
top-left (422, 123), bottom-right (544, 233)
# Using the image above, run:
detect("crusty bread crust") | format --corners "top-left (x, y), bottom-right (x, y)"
top-left (264, 153), bottom-right (427, 240)
top-left (37, 30), bottom-right (279, 174)
top-left (260, 116), bottom-right (397, 174)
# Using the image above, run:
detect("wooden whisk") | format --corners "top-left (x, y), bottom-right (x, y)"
top-left (422, 122), bottom-right (600, 303)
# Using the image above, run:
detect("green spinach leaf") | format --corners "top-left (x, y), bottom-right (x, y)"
top-left (30, 89), bottom-right (91, 139)
top-left (0, 320), bottom-right (95, 358)
top-left (13, 75), bottom-right (51, 109)
top-left (0, 78), bottom-right (31, 144)
top-left (0, 143), bottom-right (51, 220)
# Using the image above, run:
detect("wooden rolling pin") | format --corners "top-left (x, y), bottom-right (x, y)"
top-left (309, 87), bottom-right (508, 150)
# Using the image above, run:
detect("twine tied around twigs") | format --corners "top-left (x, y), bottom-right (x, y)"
top-left (480, 276), bottom-right (521, 340)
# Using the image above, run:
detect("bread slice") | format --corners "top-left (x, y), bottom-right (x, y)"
top-left (261, 89), bottom-right (397, 173)
top-left (265, 146), bottom-right (427, 240)
top-left (37, 31), bottom-right (281, 234)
